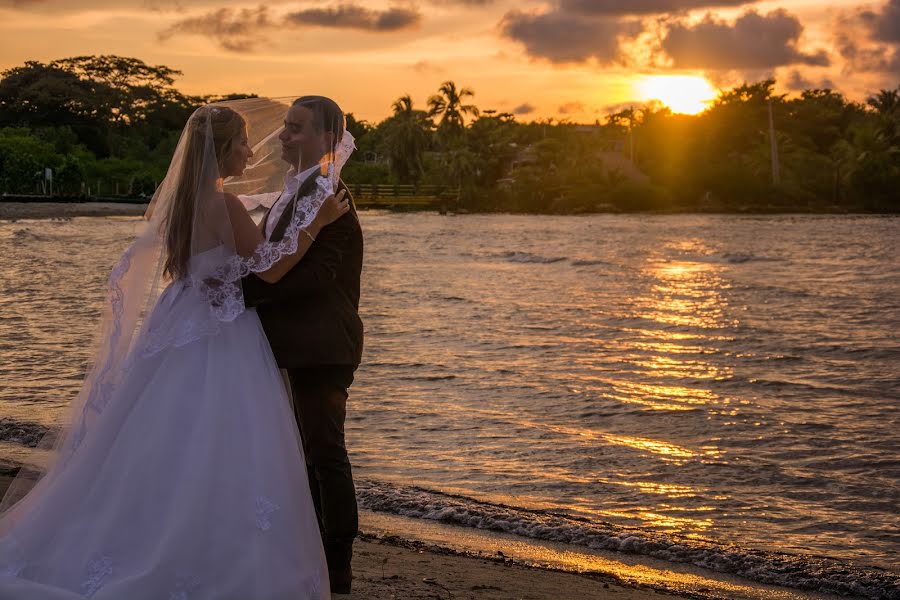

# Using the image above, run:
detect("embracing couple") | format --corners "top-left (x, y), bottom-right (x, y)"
top-left (0, 96), bottom-right (363, 598)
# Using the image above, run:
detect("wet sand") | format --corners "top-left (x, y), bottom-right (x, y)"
top-left (350, 533), bottom-right (675, 599)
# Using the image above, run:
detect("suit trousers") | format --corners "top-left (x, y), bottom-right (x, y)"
top-left (285, 367), bottom-right (358, 572)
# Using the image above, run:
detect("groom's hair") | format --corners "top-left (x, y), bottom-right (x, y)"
top-left (292, 96), bottom-right (344, 143)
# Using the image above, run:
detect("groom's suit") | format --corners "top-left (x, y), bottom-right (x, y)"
top-left (243, 172), bottom-right (363, 369)
top-left (241, 169), bottom-right (363, 579)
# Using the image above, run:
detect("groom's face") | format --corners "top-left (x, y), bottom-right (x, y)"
top-left (279, 105), bottom-right (326, 170)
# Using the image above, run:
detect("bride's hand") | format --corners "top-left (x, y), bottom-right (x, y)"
top-left (314, 190), bottom-right (350, 227)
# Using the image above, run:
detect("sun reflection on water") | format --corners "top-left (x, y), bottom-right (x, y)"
top-left (637, 511), bottom-right (714, 532)
top-left (596, 477), bottom-right (698, 498)
top-left (605, 380), bottom-right (721, 411)
top-left (533, 422), bottom-right (699, 461)
top-left (630, 355), bottom-right (732, 380)
top-left (632, 258), bottom-right (737, 330)
top-left (604, 248), bottom-right (737, 468)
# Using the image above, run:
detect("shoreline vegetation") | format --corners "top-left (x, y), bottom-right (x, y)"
top-left (1, 56), bottom-right (897, 215)
top-left (3, 200), bottom-right (898, 222)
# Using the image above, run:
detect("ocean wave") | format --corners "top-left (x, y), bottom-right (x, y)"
top-left (356, 479), bottom-right (900, 599)
top-left (480, 252), bottom-right (609, 267)
top-left (571, 259), bottom-right (610, 267)
top-left (717, 252), bottom-right (781, 264)
top-left (501, 251), bottom-right (567, 264)
top-left (0, 418), bottom-right (48, 448)
top-left (11, 229), bottom-right (47, 242)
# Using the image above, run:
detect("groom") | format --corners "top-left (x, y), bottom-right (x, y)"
top-left (241, 95), bottom-right (364, 595)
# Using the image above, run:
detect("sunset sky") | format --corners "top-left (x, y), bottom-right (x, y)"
top-left (1, 0), bottom-right (898, 122)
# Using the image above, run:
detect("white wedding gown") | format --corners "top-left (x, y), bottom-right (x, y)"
top-left (0, 247), bottom-right (329, 599)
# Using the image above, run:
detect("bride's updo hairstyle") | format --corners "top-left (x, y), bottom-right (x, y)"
top-left (163, 106), bottom-right (245, 281)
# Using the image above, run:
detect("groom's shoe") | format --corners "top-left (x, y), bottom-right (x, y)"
top-left (329, 567), bottom-right (352, 595)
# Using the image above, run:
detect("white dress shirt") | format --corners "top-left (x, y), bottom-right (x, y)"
top-left (264, 164), bottom-right (320, 240)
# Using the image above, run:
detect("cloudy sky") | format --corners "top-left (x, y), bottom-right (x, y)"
top-left (0, 0), bottom-right (898, 121)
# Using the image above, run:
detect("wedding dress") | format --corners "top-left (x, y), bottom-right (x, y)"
top-left (0, 97), bottom-right (356, 599)
top-left (0, 245), bottom-right (329, 599)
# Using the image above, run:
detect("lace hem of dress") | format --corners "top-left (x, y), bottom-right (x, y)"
top-left (82, 555), bottom-right (114, 595)
top-left (137, 312), bottom-right (222, 360)
top-left (68, 246), bottom-right (134, 456)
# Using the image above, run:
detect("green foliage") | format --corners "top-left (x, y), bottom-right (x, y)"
top-left (1, 55), bottom-right (897, 213)
top-left (345, 112), bottom-right (373, 141)
top-left (427, 81), bottom-right (479, 144)
top-left (0, 128), bottom-right (57, 193)
top-left (341, 160), bottom-right (391, 185)
top-left (619, 80), bottom-right (900, 212)
top-left (379, 95), bottom-right (433, 184)
top-left (0, 55), bottom-right (249, 197)
top-left (608, 180), bottom-right (672, 212)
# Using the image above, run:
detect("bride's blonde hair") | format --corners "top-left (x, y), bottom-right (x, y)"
top-left (163, 106), bottom-right (245, 281)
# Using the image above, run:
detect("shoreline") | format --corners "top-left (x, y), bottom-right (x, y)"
top-left (0, 476), bottom-right (847, 599)
top-left (357, 509), bottom-right (846, 600)
top-left (2, 201), bottom-right (897, 221)
top-left (0, 201), bottom-right (149, 219)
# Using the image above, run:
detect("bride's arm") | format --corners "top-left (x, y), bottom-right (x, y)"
top-left (222, 191), bottom-right (349, 284)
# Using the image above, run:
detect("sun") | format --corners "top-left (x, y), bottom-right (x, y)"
top-left (636, 75), bottom-right (717, 115)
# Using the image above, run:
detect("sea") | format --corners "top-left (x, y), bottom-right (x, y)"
top-left (1, 212), bottom-right (898, 598)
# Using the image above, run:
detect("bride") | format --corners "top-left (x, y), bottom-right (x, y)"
top-left (0, 102), bottom-right (351, 598)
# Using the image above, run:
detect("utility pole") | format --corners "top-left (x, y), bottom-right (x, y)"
top-left (628, 106), bottom-right (635, 164)
top-left (768, 98), bottom-right (780, 186)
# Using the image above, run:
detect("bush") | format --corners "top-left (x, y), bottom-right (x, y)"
top-left (0, 128), bottom-right (58, 193)
top-left (609, 180), bottom-right (672, 211)
top-left (341, 161), bottom-right (391, 185)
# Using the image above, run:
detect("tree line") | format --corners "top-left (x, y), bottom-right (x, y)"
top-left (0, 55), bottom-right (254, 198)
top-left (1, 55), bottom-right (897, 213)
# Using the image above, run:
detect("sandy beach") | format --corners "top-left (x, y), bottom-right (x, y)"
top-left (0, 476), bottom-right (846, 599)
top-left (347, 533), bottom-right (673, 599)
top-left (0, 201), bottom-right (148, 220)
top-left (0, 475), bottom-right (666, 599)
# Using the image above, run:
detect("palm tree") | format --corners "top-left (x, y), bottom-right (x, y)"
top-left (392, 94), bottom-right (415, 116)
top-left (427, 81), bottom-right (479, 141)
top-left (867, 87), bottom-right (900, 116)
top-left (866, 87), bottom-right (900, 148)
top-left (382, 94), bottom-right (433, 183)
top-left (441, 139), bottom-right (478, 203)
top-left (838, 119), bottom-right (900, 210)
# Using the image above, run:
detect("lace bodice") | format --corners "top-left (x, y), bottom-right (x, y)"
top-left (134, 246), bottom-right (237, 360)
